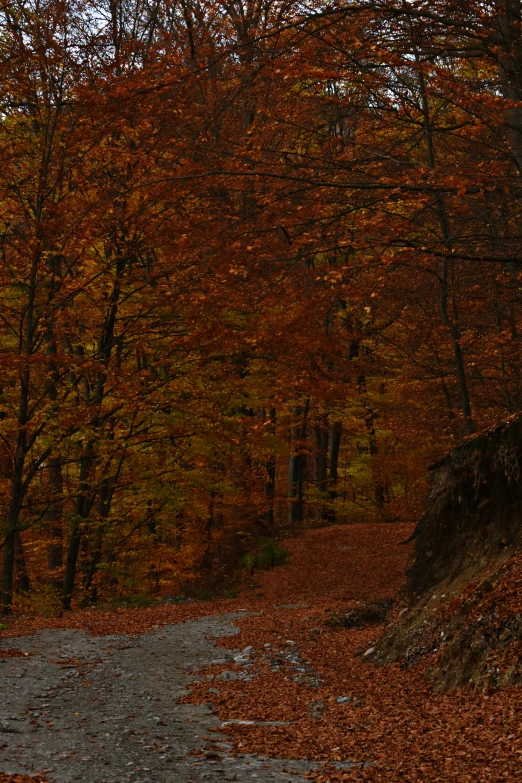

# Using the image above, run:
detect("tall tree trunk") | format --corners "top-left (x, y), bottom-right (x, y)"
top-left (1, 479), bottom-right (25, 614)
top-left (62, 446), bottom-right (93, 610)
top-left (44, 259), bottom-right (63, 589)
top-left (327, 421), bottom-right (342, 521)
top-left (288, 401), bottom-right (309, 526)
top-left (1, 531), bottom-right (15, 615)
top-left (83, 478), bottom-right (109, 604)
top-left (264, 408), bottom-right (276, 528)
top-left (364, 408), bottom-right (387, 512)
top-left (1, 389), bottom-right (29, 614)
top-left (412, 38), bottom-right (475, 434)
top-left (313, 416), bottom-right (328, 521)
top-left (439, 257), bottom-right (475, 434)
top-left (496, 0), bottom-right (522, 172)
top-left (47, 457), bottom-right (63, 589)
top-left (62, 248), bottom-right (125, 610)
top-left (14, 532), bottom-right (30, 594)
top-left (202, 490), bottom-right (216, 570)
top-left (83, 428), bottom-right (124, 603)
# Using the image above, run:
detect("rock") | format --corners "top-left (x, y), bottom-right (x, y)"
top-left (161, 595), bottom-right (192, 604)
top-left (307, 700), bottom-right (325, 719)
top-left (363, 647), bottom-right (376, 657)
top-left (217, 670), bottom-right (244, 681)
top-left (0, 719), bottom-right (20, 733)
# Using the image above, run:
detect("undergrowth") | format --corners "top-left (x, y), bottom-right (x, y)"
top-left (241, 537), bottom-right (291, 573)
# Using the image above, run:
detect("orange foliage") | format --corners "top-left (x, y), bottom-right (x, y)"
top-left (1, 1), bottom-right (522, 611)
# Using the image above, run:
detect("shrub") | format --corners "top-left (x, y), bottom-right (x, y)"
top-left (241, 538), bottom-right (291, 573)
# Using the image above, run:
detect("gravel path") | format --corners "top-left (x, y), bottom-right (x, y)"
top-left (0, 613), bottom-right (333, 783)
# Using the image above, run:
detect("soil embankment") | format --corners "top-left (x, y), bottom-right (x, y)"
top-left (376, 416), bottom-right (522, 692)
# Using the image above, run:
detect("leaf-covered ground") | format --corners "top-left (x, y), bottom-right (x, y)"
top-left (184, 524), bottom-right (522, 782)
top-left (2, 522), bottom-right (521, 782)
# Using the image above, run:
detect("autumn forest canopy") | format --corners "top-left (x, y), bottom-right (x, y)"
top-left (1, 0), bottom-right (522, 615)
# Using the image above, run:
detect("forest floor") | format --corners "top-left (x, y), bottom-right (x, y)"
top-left (1, 522), bottom-right (521, 783)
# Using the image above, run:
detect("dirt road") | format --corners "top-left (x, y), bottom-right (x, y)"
top-left (1, 524), bottom-right (417, 783)
top-left (1, 613), bottom-right (345, 783)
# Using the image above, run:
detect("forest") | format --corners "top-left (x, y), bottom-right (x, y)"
top-left (1, 0), bottom-right (522, 615)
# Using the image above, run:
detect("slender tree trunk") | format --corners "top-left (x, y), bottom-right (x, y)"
top-left (83, 427), bottom-right (124, 602)
top-left (1, 487), bottom-right (25, 614)
top-left (62, 525), bottom-right (81, 611)
top-left (364, 407), bottom-right (387, 512)
top-left (1, 403), bottom-right (29, 614)
top-left (47, 457), bottom-right (63, 588)
top-left (313, 416), bottom-right (328, 521)
top-left (202, 490), bottom-right (215, 569)
top-left (493, 281), bottom-right (514, 413)
top-left (83, 528), bottom-right (102, 604)
top-left (62, 249), bottom-right (125, 609)
top-left (44, 259), bottom-right (63, 588)
top-left (496, 0), bottom-right (522, 172)
top-left (264, 408), bottom-right (276, 528)
top-left (1, 531), bottom-right (15, 614)
top-left (327, 421), bottom-right (342, 521)
top-left (14, 532), bottom-right (30, 593)
top-left (439, 258), bottom-right (475, 433)
top-left (62, 447), bottom-right (93, 610)
top-left (83, 477), bottom-right (110, 604)
top-left (413, 41), bottom-right (475, 434)
top-left (288, 401), bottom-right (309, 525)
top-left (265, 456), bottom-right (276, 527)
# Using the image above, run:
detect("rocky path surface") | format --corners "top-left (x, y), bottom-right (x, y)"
top-left (0, 524), bottom-right (418, 783)
top-left (1, 613), bottom-right (335, 783)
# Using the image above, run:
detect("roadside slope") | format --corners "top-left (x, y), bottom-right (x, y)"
top-left (376, 416), bottom-right (522, 692)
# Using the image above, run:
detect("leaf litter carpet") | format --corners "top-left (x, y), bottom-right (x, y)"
top-left (1, 522), bottom-right (521, 782)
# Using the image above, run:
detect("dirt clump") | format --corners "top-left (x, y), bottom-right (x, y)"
top-left (326, 598), bottom-right (395, 629)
